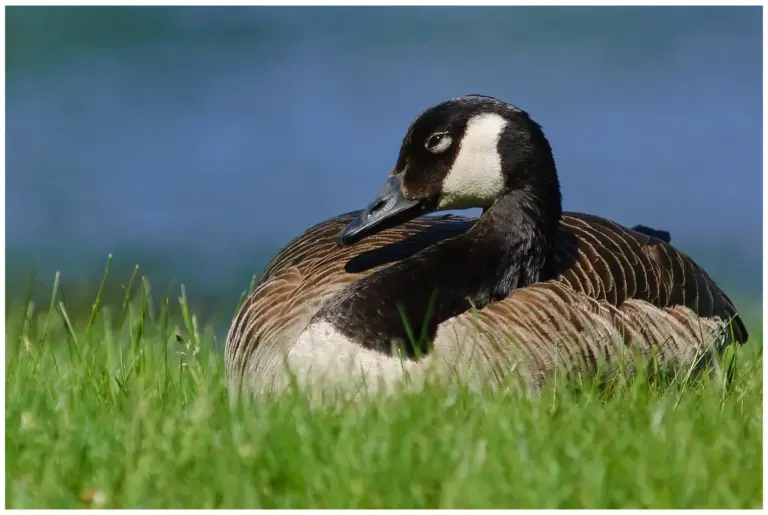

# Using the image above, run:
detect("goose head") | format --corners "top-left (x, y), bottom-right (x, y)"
top-left (338, 94), bottom-right (562, 246)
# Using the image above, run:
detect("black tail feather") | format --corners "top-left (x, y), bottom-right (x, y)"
top-left (631, 224), bottom-right (671, 244)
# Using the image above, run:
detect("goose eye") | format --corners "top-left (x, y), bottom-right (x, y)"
top-left (425, 132), bottom-right (452, 154)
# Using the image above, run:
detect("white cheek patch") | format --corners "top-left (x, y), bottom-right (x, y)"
top-left (437, 112), bottom-right (508, 210)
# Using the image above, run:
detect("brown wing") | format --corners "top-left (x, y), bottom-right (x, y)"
top-left (440, 212), bottom-right (748, 390)
top-left (226, 212), bottom-right (475, 378)
top-left (259, 211), bottom-right (475, 281)
top-left (552, 213), bottom-right (747, 343)
top-left (442, 279), bottom-right (740, 393)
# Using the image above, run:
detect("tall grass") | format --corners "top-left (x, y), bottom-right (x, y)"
top-left (5, 263), bottom-right (763, 508)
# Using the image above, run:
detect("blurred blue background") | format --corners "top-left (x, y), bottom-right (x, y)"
top-left (5, 6), bottom-right (763, 323)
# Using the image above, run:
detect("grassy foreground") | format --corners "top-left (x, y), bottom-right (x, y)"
top-left (5, 269), bottom-right (764, 508)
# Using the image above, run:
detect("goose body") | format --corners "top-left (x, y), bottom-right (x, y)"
top-left (226, 95), bottom-right (748, 397)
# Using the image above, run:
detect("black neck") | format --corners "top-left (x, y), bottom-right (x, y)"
top-left (318, 165), bottom-right (562, 358)
top-left (472, 185), bottom-right (561, 301)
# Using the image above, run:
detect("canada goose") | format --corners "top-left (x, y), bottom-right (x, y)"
top-left (226, 94), bottom-right (748, 397)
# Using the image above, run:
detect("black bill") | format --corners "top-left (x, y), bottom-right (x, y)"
top-left (338, 174), bottom-right (429, 246)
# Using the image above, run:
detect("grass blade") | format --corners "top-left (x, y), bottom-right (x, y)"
top-left (117, 264), bottom-right (140, 334)
top-left (85, 254), bottom-right (112, 343)
top-left (58, 300), bottom-right (82, 365)
top-left (39, 271), bottom-right (61, 346)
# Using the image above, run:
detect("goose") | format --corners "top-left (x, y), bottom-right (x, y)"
top-left (226, 94), bottom-right (748, 397)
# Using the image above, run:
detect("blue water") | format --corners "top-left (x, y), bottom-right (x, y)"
top-left (6, 6), bottom-right (763, 307)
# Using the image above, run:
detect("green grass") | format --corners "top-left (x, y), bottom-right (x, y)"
top-left (5, 266), bottom-right (764, 508)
